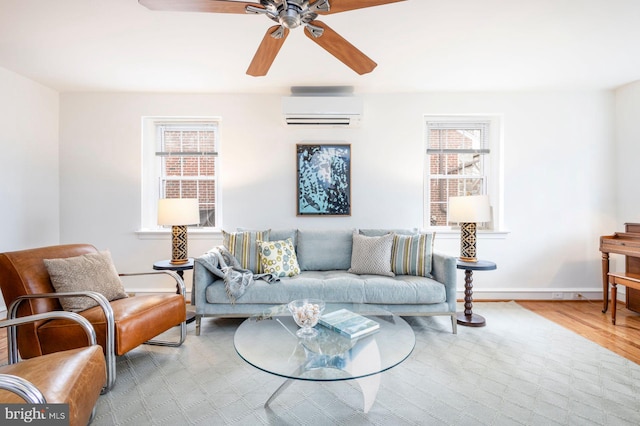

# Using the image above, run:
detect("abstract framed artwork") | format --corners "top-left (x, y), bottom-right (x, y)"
top-left (296, 143), bottom-right (351, 216)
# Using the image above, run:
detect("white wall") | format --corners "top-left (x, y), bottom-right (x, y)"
top-left (0, 66), bottom-right (60, 310)
top-left (615, 81), bottom-right (640, 222)
top-left (59, 90), bottom-right (617, 299)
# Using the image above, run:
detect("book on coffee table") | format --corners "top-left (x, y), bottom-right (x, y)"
top-left (319, 309), bottom-right (379, 339)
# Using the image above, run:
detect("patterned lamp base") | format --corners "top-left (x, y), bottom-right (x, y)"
top-left (170, 225), bottom-right (189, 265)
top-left (459, 222), bottom-right (478, 263)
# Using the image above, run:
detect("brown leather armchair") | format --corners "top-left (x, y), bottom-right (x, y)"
top-left (0, 311), bottom-right (106, 426)
top-left (0, 244), bottom-right (187, 392)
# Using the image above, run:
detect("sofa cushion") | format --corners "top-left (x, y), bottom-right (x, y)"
top-left (297, 229), bottom-right (353, 271)
top-left (359, 228), bottom-right (418, 236)
top-left (238, 228), bottom-right (298, 248)
top-left (391, 233), bottom-right (435, 277)
top-left (44, 250), bottom-right (128, 312)
top-left (348, 232), bottom-right (394, 277)
top-left (223, 230), bottom-right (270, 273)
top-left (204, 271), bottom-right (446, 305)
top-left (269, 229), bottom-right (298, 248)
top-left (257, 238), bottom-right (300, 278)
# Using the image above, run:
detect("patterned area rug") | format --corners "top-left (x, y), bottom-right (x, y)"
top-left (93, 302), bottom-right (640, 425)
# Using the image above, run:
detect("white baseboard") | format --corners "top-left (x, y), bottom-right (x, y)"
top-left (460, 288), bottom-right (605, 301)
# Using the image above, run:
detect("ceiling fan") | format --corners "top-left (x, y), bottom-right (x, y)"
top-left (138, 0), bottom-right (406, 76)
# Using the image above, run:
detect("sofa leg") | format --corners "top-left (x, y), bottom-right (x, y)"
top-left (451, 314), bottom-right (458, 334)
top-left (196, 315), bottom-right (202, 336)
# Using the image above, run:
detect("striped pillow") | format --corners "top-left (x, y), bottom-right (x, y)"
top-left (223, 230), bottom-right (270, 273)
top-left (391, 233), bottom-right (435, 277)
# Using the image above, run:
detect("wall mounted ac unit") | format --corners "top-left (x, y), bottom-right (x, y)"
top-left (282, 96), bottom-right (363, 128)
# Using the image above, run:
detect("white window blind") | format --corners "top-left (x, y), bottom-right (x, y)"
top-left (425, 120), bottom-right (492, 228)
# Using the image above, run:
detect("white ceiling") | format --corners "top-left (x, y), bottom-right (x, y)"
top-left (1, 0), bottom-right (639, 94)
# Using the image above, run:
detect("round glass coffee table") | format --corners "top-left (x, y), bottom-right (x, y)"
top-left (234, 303), bottom-right (415, 413)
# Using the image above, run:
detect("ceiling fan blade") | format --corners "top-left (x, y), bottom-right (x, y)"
top-left (317, 0), bottom-right (406, 14)
top-left (304, 21), bottom-right (376, 75)
top-left (247, 26), bottom-right (290, 77)
top-left (138, 0), bottom-right (261, 14)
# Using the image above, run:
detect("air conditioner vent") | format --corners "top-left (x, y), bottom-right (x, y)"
top-left (285, 116), bottom-right (354, 126)
top-left (282, 96), bottom-right (362, 128)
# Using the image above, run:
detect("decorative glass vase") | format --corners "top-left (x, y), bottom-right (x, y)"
top-left (287, 299), bottom-right (325, 338)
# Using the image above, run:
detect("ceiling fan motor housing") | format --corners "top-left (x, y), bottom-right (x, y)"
top-left (280, 2), bottom-right (303, 28)
top-left (273, 0), bottom-right (324, 29)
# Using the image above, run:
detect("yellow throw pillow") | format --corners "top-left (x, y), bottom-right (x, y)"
top-left (257, 238), bottom-right (300, 277)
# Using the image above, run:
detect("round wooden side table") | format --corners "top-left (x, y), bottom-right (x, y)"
top-left (456, 259), bottom-right (496, 327)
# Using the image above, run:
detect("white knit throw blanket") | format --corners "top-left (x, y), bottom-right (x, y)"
top-left (196, 246), bottom-right (279, 303)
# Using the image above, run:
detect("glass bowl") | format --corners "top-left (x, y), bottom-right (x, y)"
top-left (287, 299), bottom-right (325, 338)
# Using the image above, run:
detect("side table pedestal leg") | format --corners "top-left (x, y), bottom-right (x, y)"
top-left (176, 270), bottom-right (196, 324)
top-left (457, 269), bottom-right (486, 327)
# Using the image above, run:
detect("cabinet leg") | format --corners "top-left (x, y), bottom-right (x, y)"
top-left (611, 283), bottom-right (617, 325)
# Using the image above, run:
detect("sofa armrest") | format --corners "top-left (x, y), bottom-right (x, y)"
top-left (432, 251), bottom-right (457, 312)
top-left (194, 259), bottom-right (217, 310)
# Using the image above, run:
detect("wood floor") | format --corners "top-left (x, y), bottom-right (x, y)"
top-left (518, 299), bottom-right (640, 365)
top-left (1, 300), bottom-right (639, 365)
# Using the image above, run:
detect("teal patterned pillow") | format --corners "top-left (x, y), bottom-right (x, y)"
top-left (391, 233), bottom-right (435, 277)
top-left (257, 238), bottom-right (300, 277)
top-left (223, 230), bottom-right (270, 273)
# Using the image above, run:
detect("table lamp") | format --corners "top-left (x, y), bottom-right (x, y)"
top-left (449, 195), bottom-right (491, 263)
top-left (158, 198), bottom-right (200, 265)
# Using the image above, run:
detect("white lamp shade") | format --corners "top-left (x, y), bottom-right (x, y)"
top-left (449, 195), bottom-right (491, 223)
top-left (157, 198), bottom-right (200, 226)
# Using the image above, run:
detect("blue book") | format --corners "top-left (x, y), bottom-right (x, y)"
top-left (319, 309), bottom-right (379, 339)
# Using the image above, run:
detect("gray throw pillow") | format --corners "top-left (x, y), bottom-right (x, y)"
top-left (44, 250), bottom-right (128, 312)
top-left (348, 232), bottom-right (395, 277)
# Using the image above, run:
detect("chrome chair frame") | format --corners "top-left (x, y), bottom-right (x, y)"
top-left (0, 311), bottom-right (100, 422)
top-left (6, 270), bottom-right (186, 393)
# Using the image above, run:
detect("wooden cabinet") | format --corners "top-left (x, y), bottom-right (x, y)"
top-left (600, 223), bottom-right (640, 313)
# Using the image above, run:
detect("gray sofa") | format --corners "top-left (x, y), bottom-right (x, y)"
top-left (193, 228), bottom-right (458, 335)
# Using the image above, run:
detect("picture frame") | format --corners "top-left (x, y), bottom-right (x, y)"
top-left (296, 143), bottom-right (351, 216)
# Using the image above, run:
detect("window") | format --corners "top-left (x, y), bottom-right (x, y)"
top-left (141, 118), bottom-right (219, 230)
top-left (425, 116), bottom-right (501, 230)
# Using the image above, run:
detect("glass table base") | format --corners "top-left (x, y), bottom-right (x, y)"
top-left (264, 339), bottom-right (382, 413)
top-left (234, 304), bottom-right (415, 413)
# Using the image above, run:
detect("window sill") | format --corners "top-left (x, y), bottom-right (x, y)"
top-left (136, 229), bottom-right (222, 240)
